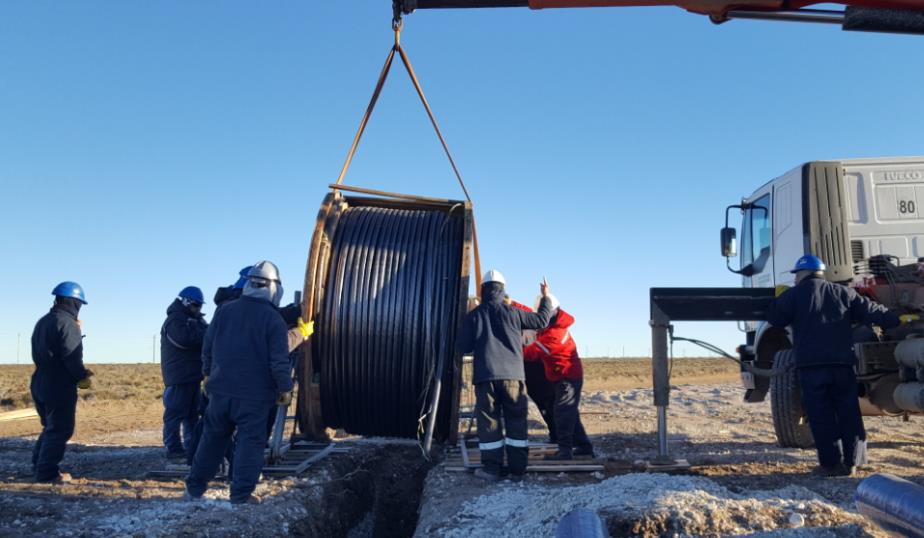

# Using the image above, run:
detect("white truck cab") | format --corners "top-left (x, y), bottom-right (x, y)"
top-left (721, 157), bottom-right (924, 447)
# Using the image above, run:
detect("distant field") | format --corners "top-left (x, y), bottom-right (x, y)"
top-left (0, 364), bottom-right (164, 409)
top-left (580, 357), bottom-right (739, 391)
top-left (0, 358), bottom-right (740, 443)
top-left (1, 357), bottom-right (738, 410)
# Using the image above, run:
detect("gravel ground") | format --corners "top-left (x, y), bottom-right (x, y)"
top-left (417, 382), bottom-right (924, 537)
top-left (2, 361), bottom-right (921, 537)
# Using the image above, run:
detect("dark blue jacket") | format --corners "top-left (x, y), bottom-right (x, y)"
top-left (213, 286), bottom-right (241, 308)
top-left (458, 284), bottom-right (553, 384)
top-left (31, 302), bottom-right (87, 384)
top-left (160, 299), bottom-right (208, 386)
top-left (767, 275), bottom-right (900, 368)
top-left (202, 296), bottom-right (293, 402)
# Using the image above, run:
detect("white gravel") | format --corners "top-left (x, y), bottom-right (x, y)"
top-left (433, 473), bottom-right (866, 537)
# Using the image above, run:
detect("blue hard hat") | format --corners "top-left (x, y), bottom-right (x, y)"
top-left (178, 286), bottom-right (205, 304)
top-left (791, 255), bottom-right (826, 273)
top-left (52, 281), bottom-right (87, 304)
top-left (233, 266), bottom-right (253, 290)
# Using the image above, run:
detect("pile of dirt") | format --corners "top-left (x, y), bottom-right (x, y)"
top-left (421, 473), bottom-right (869, 537)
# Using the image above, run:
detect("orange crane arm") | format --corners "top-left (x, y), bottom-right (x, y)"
top-left (529, 0), bottom-right (921, 17)
top-left (398, 0), bottom-right (924, 33)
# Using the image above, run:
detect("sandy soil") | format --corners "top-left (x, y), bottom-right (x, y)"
top-left (1, 359), bottom-right (921, 537)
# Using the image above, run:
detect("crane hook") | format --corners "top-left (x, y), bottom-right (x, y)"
top-left (392, 0), bottom-right (404, 34)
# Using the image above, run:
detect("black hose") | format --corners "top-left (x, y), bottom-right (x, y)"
top-left (670, 333), bottom-right (783, 378)
top-left (318, 205), bottom-right (463, 438)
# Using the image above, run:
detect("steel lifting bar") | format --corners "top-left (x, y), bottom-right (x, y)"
top-left (649, 287), bottom-right (774, 464)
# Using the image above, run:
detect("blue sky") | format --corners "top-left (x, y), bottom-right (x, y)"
top-left (1, 2), bottom-right (922, 363)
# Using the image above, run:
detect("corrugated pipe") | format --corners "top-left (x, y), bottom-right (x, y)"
top-left (856, 473), bottom-right (924, 537)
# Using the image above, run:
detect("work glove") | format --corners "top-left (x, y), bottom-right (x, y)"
top-left (297, 317), bottom-right (314, 339)
top-left (201, 376), bottom-right (209, 398)
top-left (900, 314), bottom-right (920, 324)
top-left (774, 285), bottom-right (790, 298)
top-left (76, 368), bottom-right (94, 390)
top-left (276, 390), bottom-right (293, 407)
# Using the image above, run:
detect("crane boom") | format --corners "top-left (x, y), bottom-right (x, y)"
top-left (398, 0), bottom-right (924, 34)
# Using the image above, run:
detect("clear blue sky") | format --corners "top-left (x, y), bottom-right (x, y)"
top-left (1, 2), bottom-right (922, 363)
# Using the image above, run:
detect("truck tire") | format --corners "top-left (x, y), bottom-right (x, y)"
top-left (770, 350), bottom-right (815, 448)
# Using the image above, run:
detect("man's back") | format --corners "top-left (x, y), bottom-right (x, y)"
top-left (31, 307), bottom-right (86, 382)
top-left (204, 296), bottom-right (292, 401)
top-left (768, 276), bottom-right (898, 367)
top-left (458, 286), bottom-right (552, 384)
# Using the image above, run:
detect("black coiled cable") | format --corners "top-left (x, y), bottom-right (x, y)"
top-left (318, 206), bottom-right (463, 438)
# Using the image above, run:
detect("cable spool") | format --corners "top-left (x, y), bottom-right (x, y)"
top-left (298, 188), bottom-right (473, 442)
top-left (295, 23), bottom-right (479, 445)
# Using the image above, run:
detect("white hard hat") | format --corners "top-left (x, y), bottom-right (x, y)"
top-left (482, 269), bottom-right (506, 286)
top-left (535, 293), bottom-right (560, 313)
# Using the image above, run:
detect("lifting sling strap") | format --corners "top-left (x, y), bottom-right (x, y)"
top-left (333, 20), bottom-right (483, 289)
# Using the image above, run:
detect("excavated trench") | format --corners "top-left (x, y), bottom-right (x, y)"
top-left (292, 445), bottom-right (433, 537)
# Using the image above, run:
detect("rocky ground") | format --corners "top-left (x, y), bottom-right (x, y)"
top-left (417, 381), bottom-right (924, 537)
top-left (1, 359), bottom-right (921, 537)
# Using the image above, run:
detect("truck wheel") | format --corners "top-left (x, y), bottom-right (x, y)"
top-left (770, 350), bottom-right (815, 448)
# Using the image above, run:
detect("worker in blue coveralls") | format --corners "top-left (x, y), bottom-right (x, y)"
top-left (184, 268), bottom-right (250, 466)
top-left (185, 261), bottom-right (293, 504)
top-left (160, 286), bottom-right (208, 460)
top-left (768, 255), bottom-right (903, 477)
top-left (30, 282), bottom-right (93, 483)
top-left (458, 270), bottom-right (553, 483)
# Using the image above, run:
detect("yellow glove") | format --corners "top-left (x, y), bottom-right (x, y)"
top-left (774, 285), bottom-right (790, 298)
top-left (900, 314), bottom-right (920, 324)
top-left (276, 391), bottom-right (293, 406)
top-left (77, 377), bottom-right (92, 390)
top-left (297, 317), bottom-right (314, 339)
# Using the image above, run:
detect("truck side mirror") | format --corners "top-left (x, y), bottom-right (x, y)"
top-left (721, 227), bottom-right (737, 257)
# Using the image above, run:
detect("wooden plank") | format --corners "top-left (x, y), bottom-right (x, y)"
top-left (443, 459), bottom-right (602, 468)
top-left (459, 438), bottom-right (470, 468)
top-left (0, 408), bottom-right (38, 422)
top-left (448, 202), bottom-right (473, 445)
top-left (444, 464), bottom-right (604, 472)
top-left (263, 443), bottom-right (336, 476)
top-left (331, 184), bottom-right (466, 205)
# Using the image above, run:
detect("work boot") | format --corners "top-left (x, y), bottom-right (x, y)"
top-left (35, 472), bottom-right (71, 484)
top-left (832, 463), bottom-right (855, 477)
top-left (813, 464), bottom-right (848, 478)
top-left (182, 487), bottom-right (203, 502)
top-left (544, 450), bottom-right (573, 461)
top-left (573, 446), bottom-right (595, 459)
top-left (231, 495), bottom-right (261, 505)
top-left (506, 473), bottom-right (525, 483)
top-left (473, 468), bottom-right (500, 483)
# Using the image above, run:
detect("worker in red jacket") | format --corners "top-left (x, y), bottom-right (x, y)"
top-left (508, 298), bottom-right (557, 443)
top-left (523, 294), bottom-right (593, 460)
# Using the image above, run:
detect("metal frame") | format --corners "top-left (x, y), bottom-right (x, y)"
top-left (649, 287), bottom-right (774, 464)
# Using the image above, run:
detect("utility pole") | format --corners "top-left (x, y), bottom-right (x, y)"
top-left (17, 333), bottom-right (21, 364)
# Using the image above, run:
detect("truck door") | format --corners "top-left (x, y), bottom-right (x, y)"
top-left (740, 193), bottom-right (774, 288)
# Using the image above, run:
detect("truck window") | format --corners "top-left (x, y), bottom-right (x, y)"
top-left (741, 194), bottom-right (771, 273)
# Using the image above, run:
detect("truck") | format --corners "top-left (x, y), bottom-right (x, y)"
top-left (720, 157), bottom-right (924, 448)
